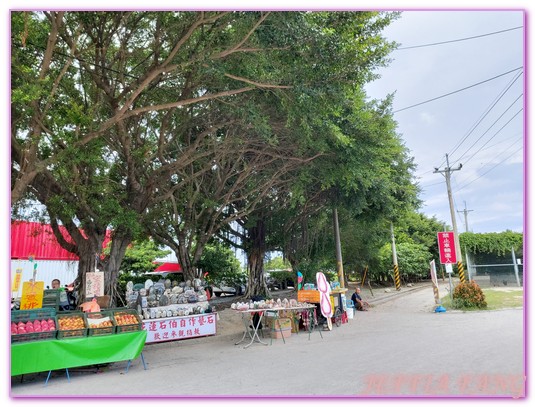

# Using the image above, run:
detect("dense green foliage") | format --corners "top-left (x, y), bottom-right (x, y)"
top-left (195, 241), bottom-right (245, 289)
top-left (377, 241), bottom-right (432, 283)
top-left (264, 256), bottom-right (292, 271)
top-left (118, 240), bottom-right (171, 275)
top-left (460, 231), bottom-right (523, 256)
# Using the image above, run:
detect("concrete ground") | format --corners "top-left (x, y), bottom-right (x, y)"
top-left (8, 280), bottom-right (525, 402)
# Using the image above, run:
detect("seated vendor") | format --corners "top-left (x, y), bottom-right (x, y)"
top-left (52, 278), bottom-right (71, 310)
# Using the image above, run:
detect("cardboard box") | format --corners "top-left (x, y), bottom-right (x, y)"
top-left (271, 328), bottom-right (291, 339)
top-left (272, 318), bottom-right (292, 330)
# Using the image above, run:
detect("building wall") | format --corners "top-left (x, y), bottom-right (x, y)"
top-left (10, 259), bottom-right (79, 298)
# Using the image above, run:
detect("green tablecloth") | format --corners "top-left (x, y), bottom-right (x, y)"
top-left (11, 331), bottom-right (147, 376)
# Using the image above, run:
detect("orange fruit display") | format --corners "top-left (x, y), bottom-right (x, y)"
top-left (58, 315), bottom-right (85, 330)
top-left (114, 313), bottom-right (139, 326)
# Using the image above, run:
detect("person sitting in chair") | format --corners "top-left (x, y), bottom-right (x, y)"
top-left (351, 286), bottom-right (369, 311)
top-left (52, 278), bottom-right (73, 310)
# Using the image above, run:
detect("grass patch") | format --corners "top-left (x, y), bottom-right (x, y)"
top-left (440, 288), bottom-right (523, 311)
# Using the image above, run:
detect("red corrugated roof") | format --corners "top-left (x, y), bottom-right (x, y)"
top-left (11, 221), bottom-right (111, 261)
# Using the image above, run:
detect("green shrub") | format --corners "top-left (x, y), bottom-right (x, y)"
top-left (452, 280), bottom-right (487, 309)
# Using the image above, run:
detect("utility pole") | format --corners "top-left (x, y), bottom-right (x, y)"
top-left (457, 201), bottom-right (473, 233)
top-left (434, 154), bottom-right (466, 283)
top-left (333, 208), bottom-right (345, 288)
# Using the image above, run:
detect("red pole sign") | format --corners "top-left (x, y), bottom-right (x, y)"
top-left (437, 231), bottom-right (457, 264)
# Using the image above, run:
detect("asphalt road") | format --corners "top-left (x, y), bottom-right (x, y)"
top-left (9, 281), bottom-right (525, 401)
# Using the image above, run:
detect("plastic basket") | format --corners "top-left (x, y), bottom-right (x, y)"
top-left (112, 309), bottom-right (142, 333)
top-left (57, 312), bottom-right (88, 339)
top-left (11, 315), bottom-right (58, 343)
top-left (42, 289), bottom-right (60, 310)
top-left (11, 307), bottom-right (57, 322)
top-left (85, 310), bottom-right (115, 336)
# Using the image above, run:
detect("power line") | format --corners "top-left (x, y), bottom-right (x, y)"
top-left (454, 106), bottom-right (523, 167)
top-left (396, 26), bottom-right (523, 50)
top-left (455, 145), bottom-right (523, 192)
top-left (392, 67), bottom-right (523, 113)
top-left (436, 71), bottom-right (522, 170)
top-left (419, 180), bottom-right (446, 189)
top-left (455, 134), bottom-right (522, 165)
top-left (448, 71), bottom-right (523, 159)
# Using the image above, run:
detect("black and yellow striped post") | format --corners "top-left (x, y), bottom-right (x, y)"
top-left (457, 261), bottom-right (466, 283)
top-left (393, 263), bottom-right (401, 291)
top-left (432, 283), bottom-right (440, 304)
top-left (391, 222), bottom-right (401, 291)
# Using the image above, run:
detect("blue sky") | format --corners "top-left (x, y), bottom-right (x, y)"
top-left (364, 10), bottom-right (525, 234)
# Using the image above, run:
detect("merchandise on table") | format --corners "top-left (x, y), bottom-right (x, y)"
top-left (112, 309), bottom-right (143, 333)
top-left (86, 310), bottom-right (115, 336)
top-left (124, 277), bottom-right (213, 320)
top-left (11, 308), bottom-right (57, 343)
top-left (230, 297), bottom-right (310, 311)
top-left (57, 311), bottom-right (88, 338)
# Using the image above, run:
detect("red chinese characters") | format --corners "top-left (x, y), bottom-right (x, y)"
top-left (143, 313), bottom-right (217, 343)
top-left (437, 232), bottom-right (457, 264)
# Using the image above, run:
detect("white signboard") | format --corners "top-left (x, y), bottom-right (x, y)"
top-left (430, 260), bottom-right (438, 286)
top-left (86, 271), bottom-right (105, 297)
top-left (142, 313), bottom-right (217, 343)
top-left (445, 263), bottom-right (454, 274)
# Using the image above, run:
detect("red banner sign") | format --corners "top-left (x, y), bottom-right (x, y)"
top-left (437, 231), bottom-right (457, 264)
top-left (142, 313), bottom-right (216, 343)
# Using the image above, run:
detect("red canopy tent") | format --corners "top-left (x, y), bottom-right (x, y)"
top-left (151, 262), bottom-right (182, 273)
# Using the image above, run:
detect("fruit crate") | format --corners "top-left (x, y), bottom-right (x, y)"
top-left (85, 310), bottom-right (116, 336)
top-left (11, 309), bottom-right (58, 343)
top-left (56, 312), bottom-right (88, 339)
top-left (42, 289), bottom-right (60, 310)
top-left (11, 307), bottom-right (56, 322)
top-left (112, 309), bottom-right (142, 333)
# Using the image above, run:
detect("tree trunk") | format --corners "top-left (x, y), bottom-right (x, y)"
top-left (101, 228), bottom-right (132, 307)
top-left (244, 217), bottom-right (269, 298)
top-left (74, 241), bottom-right (101, 304)
top-left (176, 243), bottom-right (196, 282)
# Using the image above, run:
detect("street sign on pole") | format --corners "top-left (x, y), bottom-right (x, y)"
top-left (437, 231), bottom-right (457, 264)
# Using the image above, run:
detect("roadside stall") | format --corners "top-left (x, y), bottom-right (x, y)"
top-left (297, 281), bottom-right (349, 328)
top-left (11, 303), bottom-right (147, 380)
top-left (124, 276), bottom-right (217, 344)
top-left (231, 297), bottom-right (322, 348)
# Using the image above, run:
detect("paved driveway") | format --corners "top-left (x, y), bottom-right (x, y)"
top-left (10, 281), bottom-right (525, 399)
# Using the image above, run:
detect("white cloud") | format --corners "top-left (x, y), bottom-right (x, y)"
top-left (419, 112), bottom-right (436, 125)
